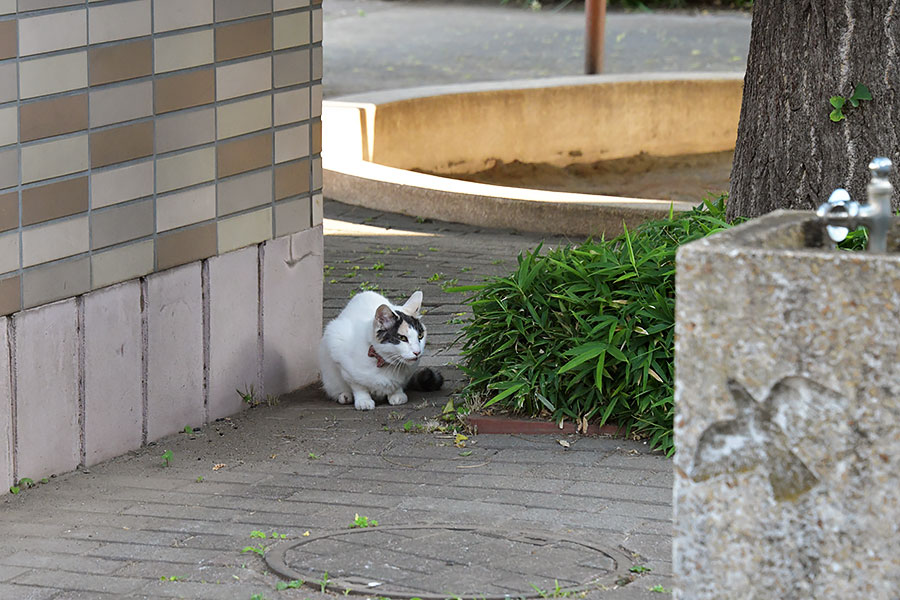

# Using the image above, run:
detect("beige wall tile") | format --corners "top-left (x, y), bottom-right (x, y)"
top-left (156, 146), bottom-right (215, 194)
top-left (274, 0), bottom-right (308, 9)
top-left (157, 222), bottom-right (216, 270)
top-left (19, 51), bottom-right (88, 99)
top-left (91, 160), bottom-right (153, 209)
top-left (90, 121), bottom-right (153, 168)
top-left (216, 56), bottom-right (271, 101)
top-left (0, 63), bottom-right (16, 104)
top-left (312, 45), bottom-right (322, 80)
top-left (217, 96), bottom-right (272, 140)
top-left (156, 184), bottom-right (215, 232)
top-left (20, 93), bottom-right (89, 143)
top-left (0, 106), bottom-right (16, 148)
top-left (89, 81), bottom-right (153, 128)
top-left (0, 231), bottom-right (19, 275)
top-left (273, 48), bottom-right (309, 88)
top-left (0, 275), bottom-right (20, 316)
top-left (21, 134), bottom-right (89, 184)
top-left (0, 148), bottom-right (17, 190)
top-left (218, 169), bottom-right (272, 216)
top-left (18, 9), bottom-right (87, 56)
top-left (0, 19), bottom-right (17, 60)
top-left (311, 192), bottom-right (322, 225)
top-left (89, 38), bottom-right (153, 86)
top-left (22, 176), bottom-right (88, 226)
top-left (0, 191), bottom-right (18, 233)
top-left (155, 68), bottom-right (215, 114)
top-left (275, 123), bottom-right (309, 164)
top-left (22, 256), bottom-right (90, 308)
top-left (216, 17), bottom-right (272, 62)
top-left (216, 0), bottom-right (270, 22)
top-left (311, 84), bottom-right (322, 117)
top-left (156, 107), bottom-right (215, 154)
top-left (218, 206), bottom-right (271, 254)
top-left (274, 88), bottom-right (310, 126)
top-left (91, 198), bottom-right (154, 249)
top-left (153, 0), bottom-right (213, 33)
top-left (274, 12), bottom-right (310, 51)
top-left (22, 214), bottom-right (89, 267)
top-left (312, 8), bottom-right (322, 42)
top-left (17, 0), bottom-right (81, 11)
top-left (154, 29), bottom-right (213, 74)
top-left (89, 0), bottom-right (151, 44)
top-left (91, 239), bottom-right (153, 289)
top-left (0, 0), bottom-right (14, 15)
top-left (275, 197), bottom-right (310, 237)
top-left (217, 132), bottom-right (272, 178)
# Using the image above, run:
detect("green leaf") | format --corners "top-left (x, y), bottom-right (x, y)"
top-left (830, 108), bottom-right (845, 122)
top-left (484, 382), bottom-right (526, 407)
top-left (830, 95), bottom-right (846, 109)
top-left (851, 83), bottom-right (872, 102)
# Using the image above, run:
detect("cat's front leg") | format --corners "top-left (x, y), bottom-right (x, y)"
top-left (387, 388), bottom-right (408, 406)
top-left (350, 385), bottom-right (376, 411)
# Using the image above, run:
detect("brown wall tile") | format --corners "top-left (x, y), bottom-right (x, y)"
top-left (215, 17), bottom-right (272, 62)
top-left (22, 176), bottom-right (88, 226)
top-left (89, 38), bottom-right (153, 86)
top-left (157, 222), bottom-right (216, 271)
top-left (217, 132), bottom-right (273, 178)
top-left (0, 190), bottom-right (17, 233)
top-left (20, 93), bottom-right (89, 143)
top-left (90, 121), bottom-right (154, 169)
top-left (154, 68), bottom-right (215, 115)
top-left (0, 20), bottom-right (16, 61)
top-left (91, 198), bottom-right (154, 249)
top-left (0, 275), bottom-right (20, 317)
top-left (312, 120), bottom-right (322, 154)
top-left (274, 159), bottom-right (309, 200)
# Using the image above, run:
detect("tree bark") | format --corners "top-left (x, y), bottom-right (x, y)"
top-left (728, 0), bottom-right (900, 220)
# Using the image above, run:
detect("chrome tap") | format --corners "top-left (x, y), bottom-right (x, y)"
top-left (817, 157), bottom-right (895, 252)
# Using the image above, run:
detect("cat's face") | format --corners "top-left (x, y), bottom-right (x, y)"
top-left (372, 291), bottom-right (427, 365)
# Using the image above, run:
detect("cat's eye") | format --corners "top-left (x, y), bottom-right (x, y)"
top-left (399, 335), bottom-right (408, 343)
top-left (418, 332), bottom-right (424, 340)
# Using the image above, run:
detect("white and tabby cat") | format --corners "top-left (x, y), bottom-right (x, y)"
top-left (319, 290), bottom-right (443, 410)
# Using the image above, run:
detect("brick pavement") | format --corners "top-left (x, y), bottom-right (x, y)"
top-left (0, 201), bottom-right (673, 599)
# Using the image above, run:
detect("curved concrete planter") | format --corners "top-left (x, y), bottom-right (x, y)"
top-left (324, 73), bottom-right (744, 236)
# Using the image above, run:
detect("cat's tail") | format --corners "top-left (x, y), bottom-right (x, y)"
top-left (405, 367), bottom-right (444, 392)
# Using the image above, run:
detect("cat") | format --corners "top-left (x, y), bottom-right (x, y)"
top-left (319, 290), bottom-right (443, 410)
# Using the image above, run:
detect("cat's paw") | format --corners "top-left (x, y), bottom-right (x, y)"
top-left (336, 392), bottom-right (352, 405)
top-left (388, 390), bottom-right (408, 406)
top-left (354, 394), bottom-right (375, 411)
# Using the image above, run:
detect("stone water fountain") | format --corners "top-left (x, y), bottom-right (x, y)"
top-left (674, 159), bottom-right (900, 598)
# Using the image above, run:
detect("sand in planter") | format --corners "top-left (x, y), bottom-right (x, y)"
top-left (434, 150), bottom-right (734, 204)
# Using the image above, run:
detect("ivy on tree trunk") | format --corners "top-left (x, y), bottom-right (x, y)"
top-left (727, 0), bottom-right (900, 220)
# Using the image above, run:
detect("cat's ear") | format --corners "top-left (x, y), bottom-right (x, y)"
top-left (401, 290), bottom-right (423, 316)
top-left (374, 304), bottom-right (398, 329)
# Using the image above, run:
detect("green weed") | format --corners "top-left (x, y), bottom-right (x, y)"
top-left (830, 83), bottom-right (872, 122)
top-left (161, 450), bottom-right (173, 467)
top-left (350, 514), bottom-right (378, 528)
top-left (630, 565), bottom-right (652, 574)
top-left (275, 579), bottom-right (304, 590)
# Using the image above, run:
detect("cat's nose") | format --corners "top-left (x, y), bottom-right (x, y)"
top-left (412, 350), bottom-right (421, 357)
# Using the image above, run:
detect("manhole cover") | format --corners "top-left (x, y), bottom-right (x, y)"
top-left (265, 524), bottom-right (634, 599)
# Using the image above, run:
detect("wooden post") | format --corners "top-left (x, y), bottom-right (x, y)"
top-left (585, 0), bottom-right (606, 74)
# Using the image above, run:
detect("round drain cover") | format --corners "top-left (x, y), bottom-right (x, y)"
top-left (265, 524), bottom-right (633, 599)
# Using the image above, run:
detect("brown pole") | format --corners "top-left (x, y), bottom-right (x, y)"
top-left (585, 0), bottom-right (607, 74)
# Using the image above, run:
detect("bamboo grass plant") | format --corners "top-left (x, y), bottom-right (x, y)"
top-left (452, 197), bottom-right (738, 455)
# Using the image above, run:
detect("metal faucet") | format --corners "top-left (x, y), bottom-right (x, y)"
top-left (817, 157), bottom-right (895, 253)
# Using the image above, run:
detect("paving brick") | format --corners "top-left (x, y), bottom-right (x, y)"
top-left (0, 552), bottom-right (123, 575)
top-left (14, 300), bottom-right (80, 480)
top-left (262, 226), bottom-right (323, 396)
top-left (12, 570), bottom-right (148, 595)
top-left (0, 583), bottom-right (58, 599)
top-left (0, 317), bottom-right (11, 494)
top-left (146, 264), bottom-right (204, 442)
top-left (83, 282), bottom-right (143, 466)
top-left (207, 245), bottom-right (259, 420)
top-left (0, 564), bottom-right (29, 582)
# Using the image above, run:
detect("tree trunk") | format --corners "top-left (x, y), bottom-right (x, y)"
top-left (728, 0), bottom-right (900, 220)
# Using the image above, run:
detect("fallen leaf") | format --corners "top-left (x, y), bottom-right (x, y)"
top-left (303, 531), bottom-right (310, 537)
top-left (454, 433), bottom-right (468, 448)
top-left (648, 368), bottom-right (663, 383)
top-left (212, 463), bottom-right (226, 471)
top-left (558, 440), bottom-right (570, 449)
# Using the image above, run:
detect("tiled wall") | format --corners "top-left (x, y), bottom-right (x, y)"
top-left (0, 0), bottom-right (324, 315)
